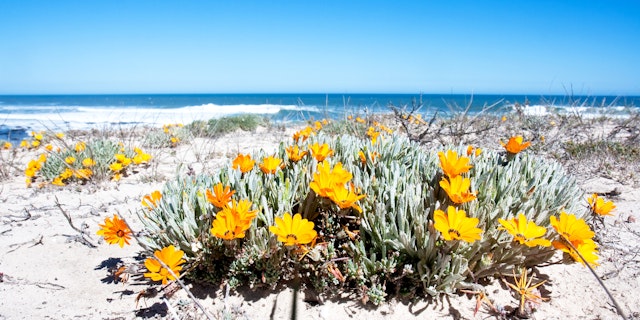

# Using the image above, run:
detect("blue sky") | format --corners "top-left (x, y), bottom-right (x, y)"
top-left (1, 1), bottom-right (638, 95)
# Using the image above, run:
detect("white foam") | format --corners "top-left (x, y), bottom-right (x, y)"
top-left (0, 103), bottom-right (300, 132)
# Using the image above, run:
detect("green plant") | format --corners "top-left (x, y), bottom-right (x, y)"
top-left (186, 114), bottom-right (267, 137)
top-left (136, 129), bottom-right (588, 303)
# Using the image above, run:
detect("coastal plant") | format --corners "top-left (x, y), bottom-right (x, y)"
top-left (186, 114), bottom-right (266, 137)
top-left (143, 123), bottom-right (188, 148)
top-left (133, 124), bottom-right (589, 303)
top-left (25, 137), bottom-right (153, 186)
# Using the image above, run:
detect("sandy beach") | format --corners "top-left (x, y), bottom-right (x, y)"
top-left (1, 115), bottom-right (639, 320)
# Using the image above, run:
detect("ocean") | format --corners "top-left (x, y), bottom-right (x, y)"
top-left (1, 93), bottom-right (638, 142)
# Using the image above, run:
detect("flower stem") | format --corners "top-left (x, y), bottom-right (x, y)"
top-left (563, 239), bottom-right (627, 319)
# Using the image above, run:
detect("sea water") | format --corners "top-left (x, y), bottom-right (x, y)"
top-left (1, 93), bottom-right (638, 142)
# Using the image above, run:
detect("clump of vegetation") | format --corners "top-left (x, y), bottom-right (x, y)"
top-left (125, 119), bottom-right (596, 305)
top-left (25, 136), bottom-right (153, 187)
top-left (186, 114), bottom-right (267, 137)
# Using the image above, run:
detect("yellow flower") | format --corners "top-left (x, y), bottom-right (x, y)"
top-left (501, 135), bottom-right (531, 154)
top-left (550, 211), bottom-right (599, 266)
top-left (31, 140), bottom-right (41, 148)
top-left (358, 150), bottom-right (379, 165)
top-left (143, 245), bottom-right (186, 285)
top-left (269, 213), bottom-right (317, 246)
top-left (33, 132), bottom-right (43, 141)
top-left (286, 145), bottom-right (308, 162)
top-left (498, 213), bottom-right (551, 247)
top-left (132, 152), bottom-right (152, 164)
top-left (20, 140), bottom-right (29, 148)
top-left (45, 144), bottom-right (53, 151)
top-left (205, 183), bottom-right (235, 209)
top-left (75, 141), bottom-right (86, 152)
top-left (501, 115), bottom-right (507, 122)
top-left (355, 117), bottom-right (365, 123)
top-left (210, 199), bottom-right (258, 240)
top-left (114, 154), bottom-right (131, 166)
top-left (96, 214), bottom-right (132, 248)
top-left (549, 211), bottom-right (595, 244)
top-left (56, 132), bottom-right (65, 139)
top-left (293, 126), bottom-right (314, 143)
top-left (82, 158), bottom-right (96, 167)
top-left (52, 177), bottom-right (66, 186)
top-left (109, 162), bottom-right (123, 172)
top-left (310, 161), bottom-right (353, 198)
top-left (433, 206), bottom-right (482, 243)
top-left (170, 136), bottom-right (179, 145)
top-left (327, 185), bottom-right (366, 213)
top-left (2, 142), bottom-right (12, 149)
top-left (74, 168), bottom-right (93, 179)
top-left (112, 173), bottom-right (122, 181)
top-left (587, 193), bottom-right (615, 216)
top-left (309, 142), bottom-right (333, 162)
top-left (552, 238), bottom-right (599, 266)
top-left (232, 153), bottom-right (255, 173)
top-left (438, 150), bottom-right (472, 178)
top-left (259, 156), bottom-right (283, 174)
top-left (439, 176), bottom-right (477, 204)
top-left (313, 120), bottom-right (323, 131)
top-left (366, 127), bottom-right (381, 144)
top-left (60, 168), bottom-right (73, 179)
top-left (65, 156), bottom-right (76, 165)
top-left (142, 190), bottom-right (162, 208)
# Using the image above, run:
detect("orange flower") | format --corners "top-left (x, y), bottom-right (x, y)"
top-left (259, 156), bottom-right (283, 174)
top-left (232, 153), bottom-right (255, 173)
top-left (358, 150), bottom-right (379, 165)
top-left (210, 199), bottom-right (258, 240)
top-left (466, 145), bottom-right (482, 157)
top-left (293, 126), bottom-right (314, 142)
top-left (286, 145), bottom-right (308, 162)
top-left (142, 190), bottom-right (162, 208)
top-left (96, 214), bottom-right (132, 248)
top-left (550, 211), bottom-right (599, 266)
top-left (438, 150), bottom-right (472, 178)
top-left (501, 135), bottom-right (531, 154)
top-left (327, 185), bottom-right (366, 213)
top-left (310, 161), bottom-right (353, 198)
top-left (587, 193), bottom-right (615, 216)
top-left (439, 176), bottom-right (477, 204)
top-left (205, 183), bottom-right (235, 208)
top-left (309, 142), bottom-right (333, 161)
top-left (143, 245), bottom-right (186, 284)
top-left (366, 127), bottom-right (381, 144)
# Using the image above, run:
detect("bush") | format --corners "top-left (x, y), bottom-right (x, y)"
top-left (136, 127), bottom-right (588, 303)
top-left (186, 114), bottom-right (266, 137)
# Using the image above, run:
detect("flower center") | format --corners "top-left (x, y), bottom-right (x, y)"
top-left (116, 230), bottom-right (125, 237)
top-left (448, 229), bottom-right (461, 238)
top-left (286, 234), bottom-right (298, 242)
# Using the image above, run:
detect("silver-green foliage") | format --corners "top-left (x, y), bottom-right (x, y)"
top-left (137, 131), bottom-right (587, 302)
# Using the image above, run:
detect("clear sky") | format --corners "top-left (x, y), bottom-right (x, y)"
top-left (1, 0), bottom-right (638, 95)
